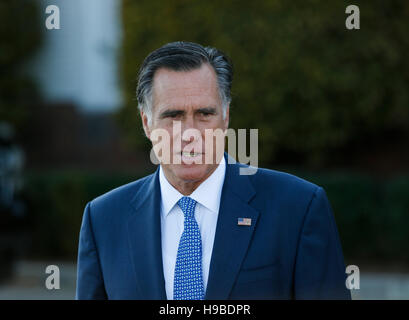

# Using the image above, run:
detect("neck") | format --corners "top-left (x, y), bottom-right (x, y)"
top-left (163, 165), bottom-right (219, 195)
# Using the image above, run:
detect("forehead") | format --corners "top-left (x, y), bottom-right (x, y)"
top-left (151, 63), bottom-right (221, 110)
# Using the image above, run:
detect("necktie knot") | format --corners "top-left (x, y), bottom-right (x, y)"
top-left (177, 196), bottom-right (197, 219)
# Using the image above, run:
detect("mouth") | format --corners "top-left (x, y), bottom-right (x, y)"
top-left (181, 151), bottom-right (203, 157)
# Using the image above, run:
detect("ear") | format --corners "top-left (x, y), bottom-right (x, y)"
top-left (223, 105), bottom-right (230, 130)
top-left (140, 109), bottom-right (151, 139)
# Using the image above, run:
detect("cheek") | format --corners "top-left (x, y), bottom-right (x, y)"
top-left (149, 125), bottom-right (173, 146)
top-left (202, 123), bottom-right (226, 154)
top-left (197, 117), bottom-right (225, 131)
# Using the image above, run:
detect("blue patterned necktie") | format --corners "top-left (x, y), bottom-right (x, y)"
top-left (173, 196), bottom-right (205, 300)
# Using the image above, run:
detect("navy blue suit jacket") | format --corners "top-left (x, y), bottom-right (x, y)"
top-left (76, 152), bottom-right (351, 299)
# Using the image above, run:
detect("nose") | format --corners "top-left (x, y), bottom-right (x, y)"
top-left (181, 115), bottom-right (197, 142)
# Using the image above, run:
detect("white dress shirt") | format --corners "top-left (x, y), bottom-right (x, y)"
top-left (159, 156), bottom-right (226, 300)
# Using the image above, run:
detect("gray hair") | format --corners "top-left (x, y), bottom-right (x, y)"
top-left (136, 41), bottom-right (233, 126)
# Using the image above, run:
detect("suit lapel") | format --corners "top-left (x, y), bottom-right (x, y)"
top-left (127, 167), bottom-right (167, 299)
top-left (205, 153), bottom-right (259, 299)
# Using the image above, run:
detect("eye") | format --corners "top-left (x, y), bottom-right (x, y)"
top-left (199, 111), bottom-right (213, 117)
top-left (197, 108), bottom-right (216, 118)
top-left (163, 112), bottom-right (183, 119)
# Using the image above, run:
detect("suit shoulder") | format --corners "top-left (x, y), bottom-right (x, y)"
top-left (249, 166), bottom-right (320, 195)
top-left (88, 173), bottom-right (154, 214)
top-left (246, 167), bottom-right (324, 223)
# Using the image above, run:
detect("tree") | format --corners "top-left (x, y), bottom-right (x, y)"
top-left (118, 0), bottom-right (409, 167)
top-left (0, 0), bottom-right (43, 130)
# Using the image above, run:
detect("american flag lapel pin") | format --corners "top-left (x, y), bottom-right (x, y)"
top-left (237, 217), bottom-right (252, 226)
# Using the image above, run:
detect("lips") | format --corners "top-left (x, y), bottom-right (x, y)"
top-left (181, 151), bottom-right (202, 157)
top-left (178, 151), bottom-right (204, 164)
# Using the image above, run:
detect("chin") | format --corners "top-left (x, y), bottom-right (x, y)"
top-left (173, 164), bottom-right (211, 182)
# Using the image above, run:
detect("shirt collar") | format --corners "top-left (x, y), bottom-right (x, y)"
top-left (159, 156), bottom-right (226, 217)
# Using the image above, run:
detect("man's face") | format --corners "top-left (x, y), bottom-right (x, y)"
top-left (141, 63), bottom-right (229, 190)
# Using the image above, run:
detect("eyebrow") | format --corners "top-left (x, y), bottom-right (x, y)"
top-left (196, 107), bottom-right (217, 115)
top-left (159, 109), bottom-right (184, 119)
top-left (159, 107), bottom-right (217, 119)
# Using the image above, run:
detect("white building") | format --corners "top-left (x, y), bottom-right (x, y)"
top-left (29, 0), bottom-right (122, 112)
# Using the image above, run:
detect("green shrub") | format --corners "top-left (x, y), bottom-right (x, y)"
top-left (381, 177), bottom-right (409, 260)
top-left (24, 171), bottom-right (143, 260)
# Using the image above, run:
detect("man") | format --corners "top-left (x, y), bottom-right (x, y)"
top-left (76, 41), bottom-right (351, 300)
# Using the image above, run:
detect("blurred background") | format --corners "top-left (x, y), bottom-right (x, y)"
top-left (0, 0), bottom-right (408, 299)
